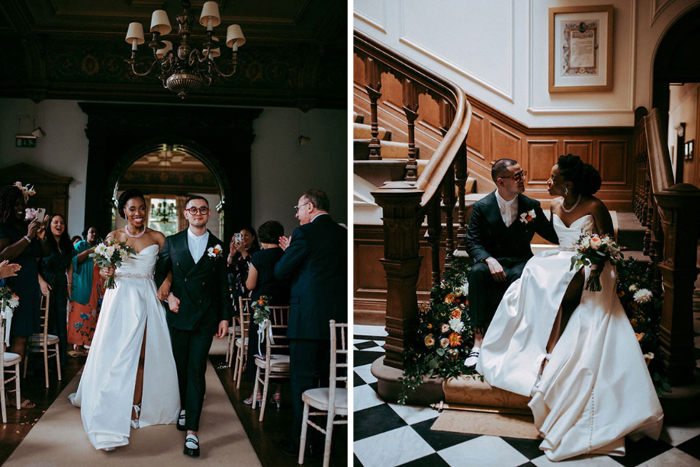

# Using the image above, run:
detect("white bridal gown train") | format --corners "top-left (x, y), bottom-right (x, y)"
top-left (477, 214), bottom-right (663, 461)
top-left (69, 244), bottom-right (180, 450)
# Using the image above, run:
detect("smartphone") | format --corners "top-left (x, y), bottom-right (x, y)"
top-left (234, 233), bottom-right (242, 243)
top-left (35, 208), bottom-right (46, 223)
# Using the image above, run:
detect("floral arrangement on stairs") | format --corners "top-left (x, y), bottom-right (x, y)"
top-left (398, 256), bottom-right (477, 405)
top-left (398, 255), bottom-right (669, 404)
top-left (615, 258), bottom-right (670, 395)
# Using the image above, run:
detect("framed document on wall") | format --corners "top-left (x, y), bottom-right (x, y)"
top-left (549, 5), bottom-right (613, 93)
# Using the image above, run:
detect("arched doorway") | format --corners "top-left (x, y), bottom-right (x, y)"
top-left (113, 143), bottom-right (225, 239)
top-left (653, 4), bottom-right (700, 187)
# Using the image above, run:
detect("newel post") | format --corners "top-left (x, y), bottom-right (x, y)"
top-left (654, 183), bottom-right (700, 386)
top-left (372, 182), bottom-right (425, 370)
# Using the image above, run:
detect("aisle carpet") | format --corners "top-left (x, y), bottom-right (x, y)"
top-left (4, 341), bottom-right (259, 467)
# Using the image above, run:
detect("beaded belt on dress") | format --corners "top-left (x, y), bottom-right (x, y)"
top-left (114, 272), bottom-right (154, 280)
top-left (558, 245), bottom-right (576, 251)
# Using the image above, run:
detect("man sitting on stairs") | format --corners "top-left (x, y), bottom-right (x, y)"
top-left (464, 158), bottom-right (559, 369)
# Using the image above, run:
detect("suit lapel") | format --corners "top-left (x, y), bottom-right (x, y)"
top-left (177, 230), bottom-right (196, 272)
top-left (483, 192), bottom-right (507, 237)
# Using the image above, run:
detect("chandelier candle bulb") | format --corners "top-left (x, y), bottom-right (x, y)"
top-left (200, 2), bottom-right (221, 28)
top-left (126, 22), bottom-right (145, 50)
top-left (204, 37), bottom-right (220, 58)
top-left (150, 10), bottom-right (172, 35)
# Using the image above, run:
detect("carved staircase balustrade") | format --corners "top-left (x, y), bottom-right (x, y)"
top-left (355, 31), bottom-right (472, 370)
top-left (632, 108), bottom-right (700, 386)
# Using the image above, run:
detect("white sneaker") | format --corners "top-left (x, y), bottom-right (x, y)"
top-left (464, 348), bottom-right (480, 368)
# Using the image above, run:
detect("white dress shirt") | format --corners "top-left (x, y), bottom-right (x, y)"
top-left (187, 228), bottom-right (209, 263)
top-left (495, 190), bottom-right (518, 227)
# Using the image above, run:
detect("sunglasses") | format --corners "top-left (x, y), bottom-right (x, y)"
top-left (499, 170), bottom-right (527, 182)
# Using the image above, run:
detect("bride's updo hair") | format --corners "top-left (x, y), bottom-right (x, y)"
top-left (557, 154), bottom-right (601, 196)
top-left (117, 189), bottom-right (146, 219)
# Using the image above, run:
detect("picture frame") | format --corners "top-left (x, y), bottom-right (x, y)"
top-left (549, 5), bottom-right (613, 93)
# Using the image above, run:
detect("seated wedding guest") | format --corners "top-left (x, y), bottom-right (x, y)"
top-left (0, 183), bottom-right (49, 409)
top-left (71, 235), bottom-right (82, 246)
top-left (39, 213), bottom-right (75, 367)
top-left (274, 189), bottom-right (347, 457)
top-left (243, 220), bottom-right (291, 407)
top-left (477, 155), bottom-right (663, 461)
top-left (463, 158), bottom-right (558, 368)
top-left (68, 226), bottom-right (104, 355)
top-left (227, 226), bottom-right (260, 313)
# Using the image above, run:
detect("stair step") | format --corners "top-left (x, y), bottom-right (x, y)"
top-left (615, 212), bottom-right (646, 251)
top-left (354, 112), bottom-right (365, 124)
top-left (354, 139), bottom-right (419, 161)
top-left (354, 159), bottom-right (429, 186)
top-left (353, 122), bottom-right (392, 141)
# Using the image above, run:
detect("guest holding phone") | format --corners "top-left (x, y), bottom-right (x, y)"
top-left (0, 183), bottom-right (50, 409)
top-left (227, 227), bottom-right (260, 313)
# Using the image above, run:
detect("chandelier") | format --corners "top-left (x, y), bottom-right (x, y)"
top-left (151, 200), bottom-right (177, 223)
top-left (125, 0), bottom-right (245, 99)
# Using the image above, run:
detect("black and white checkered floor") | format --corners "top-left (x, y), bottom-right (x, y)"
top-left (353, 303), bottom-right (700, 467)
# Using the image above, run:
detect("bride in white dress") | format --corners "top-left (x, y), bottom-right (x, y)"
top-left (69, 190), bottom-right (180, 451)
top-left (476, 155), bottom-right (663, 461)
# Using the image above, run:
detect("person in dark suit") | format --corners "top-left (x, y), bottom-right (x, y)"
top-left (274, 189), bottom-right (347, 455)
top-left (155, 196), bottom-right (232, 457)
top-left (464, 159), bottom-right (558, 368)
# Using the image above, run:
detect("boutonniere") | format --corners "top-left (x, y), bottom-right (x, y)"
top-left (519, 209), bottom-right (536, 224)
top-left (207, 244), bottom-right (224, 258)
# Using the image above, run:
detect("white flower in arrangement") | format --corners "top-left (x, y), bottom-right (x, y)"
top-left (449, 318), bottom-right (465, 333)
top-left (519, 209), bottom-right (536, 224)
top-left (633, 288), bottom-right (653, 304)
top-left (457, 281), bottom-right (469, 296)
top-left (628, 284), bottom-right (638, 292)
top-left (580, 236), bottom-right (590, 249)
top-left (104, 246), bottom-right (116, 259)
top-left (441, 324), bottom-right (450, 334)
top-left (95, 244), bottom-right (107, 256)
top-left (8, 296), bottom-right (19, 308)
top-left (440, 280), bottom-right (447, 289)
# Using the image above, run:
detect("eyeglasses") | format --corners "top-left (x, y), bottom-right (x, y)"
top-left (499, 170), bottom-right (527, 182)
top-left (293, 202), bottom-right (310, 213)
top-left (185, 207), bottom-right (210, 215)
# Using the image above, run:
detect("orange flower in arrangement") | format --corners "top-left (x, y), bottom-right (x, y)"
top-left (448, 332), bottom-right (462, 348)
top-left (630, 318), bottom-right (637, 327)
top-left (446, 349), bottom-right (459, 360)
top-left (427, 323), bottom-right (433, 329)
top-left (444, 294), bottom-right (455, 304)
top-left (636, 332), bottom-right (645, 342)
top-left (450, 309), bottom-right (461, 320)
top-left (258, 299), bottom-right (265, 305)
top-left (618, 291), bottom-right (625, 298)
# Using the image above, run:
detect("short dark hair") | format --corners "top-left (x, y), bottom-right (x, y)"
top-left (491, 159), bottom-right (519, 183)
top-left (186, 196), bottom-right (209, 207)
top-left (257, 220), bottom-right (284, 244)
top-left (302, 189), bottom-right (330, 212)
top-left (82, 226), bottom-right (98, 239)
top-left (71, 235), bottom-right (82, 244)
top-left (117, 189), bottom-right (146, 219)
top-left (556, 154), bottom-right (602, 196)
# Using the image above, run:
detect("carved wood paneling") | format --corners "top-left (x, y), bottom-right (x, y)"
top-left (466, 111), bottom-right (485, 158)
top-left (563, 140), bottom-right (593, 164)
top-left (599, 141), bottom-right (628, 185)
top-left (490, 122), bottom-right (521, 163)
top-left (527, 141), bottom-right (558, 184)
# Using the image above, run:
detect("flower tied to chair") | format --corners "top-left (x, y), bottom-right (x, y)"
top-left (0, 286), bottom-right (19, 347)
top-left (14, 181), bottom-right (36, 203)
top-left (251, 295), bottom-right (275, 356)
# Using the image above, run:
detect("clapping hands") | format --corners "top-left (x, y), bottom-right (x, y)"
top-left (0, 260), bottom-right (21, 280)
top-left (279, 236), bottom-right (291, 251)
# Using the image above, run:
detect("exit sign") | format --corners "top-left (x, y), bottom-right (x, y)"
top-left (15, 137), bottom-right (36, 148)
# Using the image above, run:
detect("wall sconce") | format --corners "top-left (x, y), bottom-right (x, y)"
top-left (685, 139), bottom-right (694, 161)
top-left (32, 127), bottom-right (46, 138)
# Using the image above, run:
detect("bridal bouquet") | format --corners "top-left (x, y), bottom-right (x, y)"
top-left (569, 232), bottom-right (623, 292)
top-left (90, 240), bottom-right (136, 289)
top-left (251, 296), bottom-right (272, 355)
top-left (0, 286), bottom-right (19, 346)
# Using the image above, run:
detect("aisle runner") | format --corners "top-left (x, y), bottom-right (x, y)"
top-left (5, 349), bottom-right (259, 466)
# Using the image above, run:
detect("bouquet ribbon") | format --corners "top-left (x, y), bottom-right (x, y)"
top-left (1, 305), bottom-right (13, 347)
top-left (257, 319), bottom-right (275, 356)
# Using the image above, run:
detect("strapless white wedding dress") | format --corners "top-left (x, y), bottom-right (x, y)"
top-left (69, 244), bottom-right (180, 450)
top-left (477, 214), bottom-right (663, 461)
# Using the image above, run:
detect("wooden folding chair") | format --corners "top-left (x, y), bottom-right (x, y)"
top-left (299, 320), bottom-right (348, 467)
top-left (225, 306), bottom-right (241, 368)
top-left (24, 293), bottom-right (61, 388)
top-left (251, 306), bottom-right (290, 422)
top-left (232, 297), bottom-right (251, 388)
top-left (0, 311), bottom-right (21, 423)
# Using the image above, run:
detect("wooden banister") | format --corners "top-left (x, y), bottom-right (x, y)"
top-left (356, 31), bottom-right (472, 369)
top-left (633, 108), bottom-right (700, 386)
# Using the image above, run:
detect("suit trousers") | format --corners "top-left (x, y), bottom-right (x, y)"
top-left (468, 258), bottom-right (527, 330)
top-left (169, 324), bottom-right (215, 432)
top-left (290, 339), bottom-right (330, 444)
